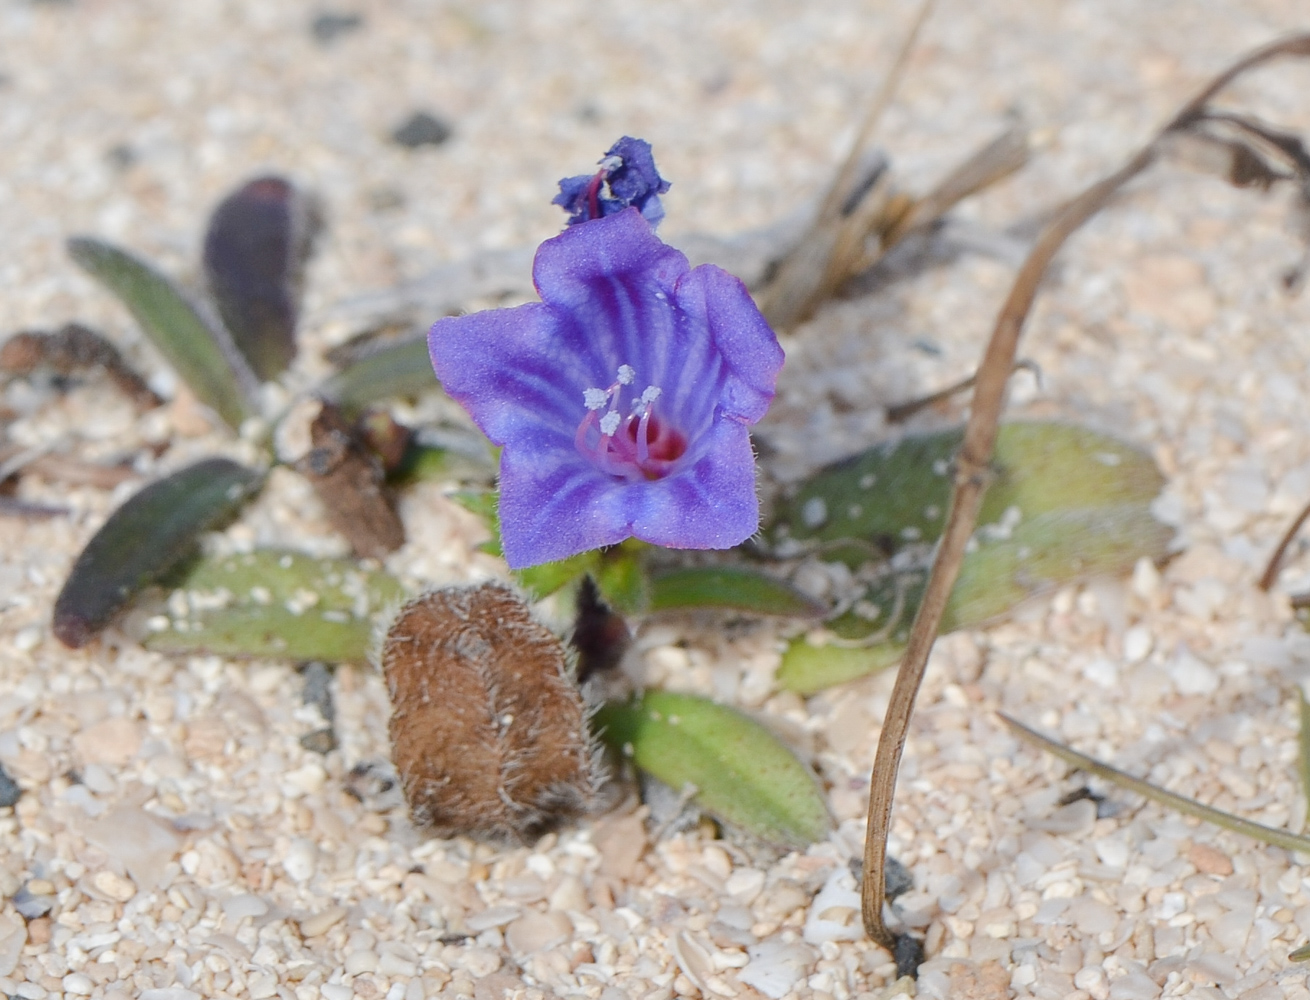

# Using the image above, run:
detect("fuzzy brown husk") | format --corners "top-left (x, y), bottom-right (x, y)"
top-left (381, 582), bottom-right (601, 843)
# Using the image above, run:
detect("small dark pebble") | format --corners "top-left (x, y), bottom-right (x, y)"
top-left (848, 853), bottom-right (914, 901)
top-left (893, 933), bottom-right (925, 978)
top-left (1057, 785), bottom-right (1102, 807)
top-left (391, 112), bottom-right (453, 149)
top-left (367, 186), bottom-right (406, 212)
top-left (301, 661), bottom-right (335, 722)
top-left (311, 11), bottom-right (363, 44)
top-left (105, 143), bottom-right (136, 170)
top-left (12, 886), bottom-right (53, 920)
top-left (300, 728), bottom-right (338, 755)
top-left (0, 764), bottom-right (19, 808)
top-left (1095, 797), bottom-right (1126, 820)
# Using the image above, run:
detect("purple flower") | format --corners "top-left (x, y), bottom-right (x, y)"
top-left (553, 137), bottom-right (671, 229)
top-left (429, 208), bottom-right (784, 569)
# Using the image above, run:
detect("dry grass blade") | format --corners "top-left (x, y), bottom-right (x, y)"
top-left (999, 713), bottom-right (1310, 854)
top-left (885, 359), bottom-right (1040, 423)
top-left (860, 32), bottom-right (1310, 949)
top-left (1259, 494), bottom-right (1310, 590)
top-left (816, 0), bottom-right (936, 226)
top-left (755, 0), bottom-right (935, 330)
top-left (1301, 690), bottom-right (1310, 826)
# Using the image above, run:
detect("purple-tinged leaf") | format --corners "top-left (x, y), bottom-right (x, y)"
top-left (52, 459), bottom-right (264, 648)
top-left (203, 176), bottom-right (322, 381)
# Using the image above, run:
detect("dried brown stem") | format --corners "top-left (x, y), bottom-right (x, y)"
top-left (860, 32), bottom-right (1310, 948)
top-left (1259, 494), bottom-right (1310, 590)
top-left (885, 359), bottom-right (1039, 423)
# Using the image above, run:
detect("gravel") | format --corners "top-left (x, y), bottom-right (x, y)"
top-left (3, 1), bottom-right (1310, 999)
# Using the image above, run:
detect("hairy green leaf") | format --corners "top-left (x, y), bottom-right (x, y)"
top-left (596, 691), bottom-right (832, 848)
top-left (67, 236), bottom-right (257, 429)
top-left (143, 549), bottom-right (405, 662)
top-left (771, 421), bottom-right (1165, 558)
top-left (650, 566), bottom-right (827, 618)
top-left (318, 337), bottom-right (437, 418)
top-left (53, 459), bottom-right (265, 647)
top-left (775, 423), bottom-right (1171, 693)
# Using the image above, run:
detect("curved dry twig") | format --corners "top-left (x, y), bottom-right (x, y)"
top-left (860, 32), bottom-right (1310, 949)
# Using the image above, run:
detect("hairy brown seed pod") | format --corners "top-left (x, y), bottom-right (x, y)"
top-left (381, 583), bottom-right (601, 843)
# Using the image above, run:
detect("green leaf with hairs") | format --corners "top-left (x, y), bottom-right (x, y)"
top-left (650, 566), bottom-right (827, 618)
top-left (53, 459), bottom-right (265, 648)
top-left (318, 337), bottom-right (438, 418)
top-left (596, 690), bottom-right (832, 848)
top-left (143, 549), bottom-right (406, 662)
top-left (775, 422), bottom-right (1171, 693)
top-left (68, 236), bottom-right (257, 429)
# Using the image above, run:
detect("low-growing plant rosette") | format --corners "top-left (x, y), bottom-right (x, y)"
top-left (428, 141), bottom-right (784, 569)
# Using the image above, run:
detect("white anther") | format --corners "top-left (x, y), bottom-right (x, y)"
top-left (599, 411), bottom-right (622, 436)
top-left (583, 387), bottom-right (610, 410)
top-left (616, 365), bottom-right (635, 386)
top-left (640, 385), bottom-right (662, 404)
top-left (598, 154), bottom-right (624, 173)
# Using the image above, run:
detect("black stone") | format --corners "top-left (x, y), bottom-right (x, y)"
top-left (391, 112), bottom-right (452, 149)
top-left (301, 661), bottom-right (335, 722)
top-left (847, 853), bottom-right (914, 901)
top-left (0, 764), bottom-right (20, 808)
top-left (892, 933), bottom-right (925, 978)
top-left (311, 11), bottom-right (363, 44)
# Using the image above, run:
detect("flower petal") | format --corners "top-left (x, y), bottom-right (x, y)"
top-left (497, 431), bottom-right (631, 568)
top-left (533, 209), bottom-right (688, 316)
top-left (625, 418), bottom-right (761, 550)
top-left (429, 302), bottom-right (606, 445)
top-left (675, 263), bottom-right (785, 423)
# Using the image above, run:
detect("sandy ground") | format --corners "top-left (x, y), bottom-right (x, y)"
top-left (4, 1), bottom-right (1310, 998)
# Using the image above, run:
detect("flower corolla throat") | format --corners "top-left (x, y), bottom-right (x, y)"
top-left (576, 364), bottom-right (686, 482)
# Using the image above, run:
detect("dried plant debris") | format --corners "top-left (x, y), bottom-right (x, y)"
top-left (355, 406), bottom-right (414, 474)
top-left (0, 496), bottom-right (66, 519)
top-left (203, 176), bottom-right (322, 381)
top-left (52, 458), bottom-right (265, 648)
top-left (295, 400), bottom-right (405, 559)
top-left (754, 121), bottom-right (1029, 330)
top-left (381, 583), bottom-right (602, 843)
top-left (0, 322), bottom-right (160, 410)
